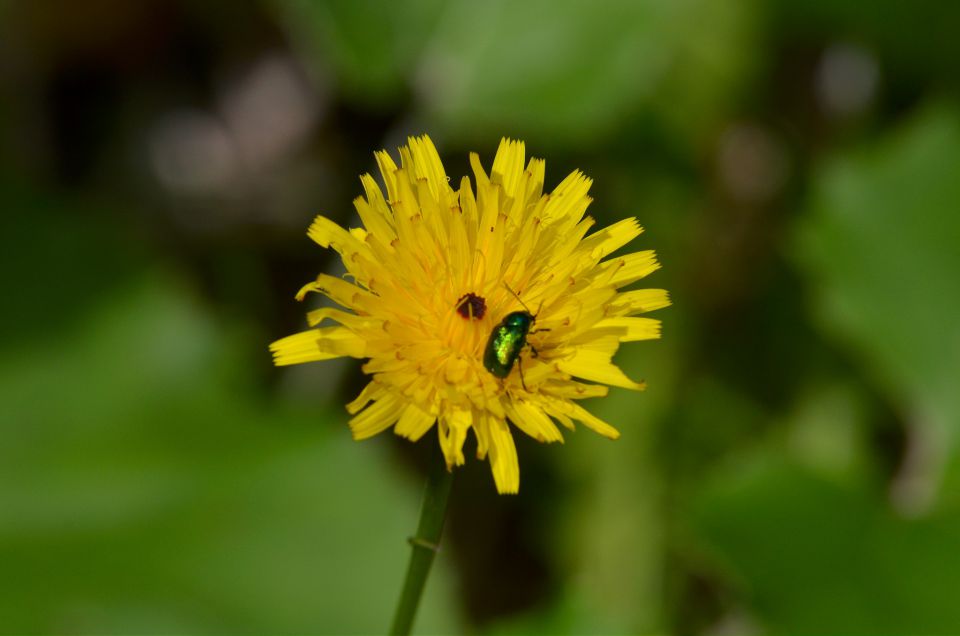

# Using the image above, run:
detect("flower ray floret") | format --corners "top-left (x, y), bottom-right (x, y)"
top-left (270, 135), bottom-right (668, 493)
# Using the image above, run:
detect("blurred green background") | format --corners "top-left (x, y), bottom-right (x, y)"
top-left (2, 0), bottom-right (960, 633)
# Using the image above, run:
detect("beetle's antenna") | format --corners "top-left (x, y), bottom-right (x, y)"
top-left (503, 281), bottom-right (533, 314)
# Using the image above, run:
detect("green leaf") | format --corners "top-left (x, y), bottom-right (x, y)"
top-left (422, 0), bottom-right (754, 147)
top-left (693, 455), bottom-right (960, 634)
top-left (0, 274), bottom-right (458, 633)
top-left (794, 104), bottom-right (960, 489)
top-left (280, 0), bottom-right (755, 148)
top-left (275, 0), bottom-right (448, 103)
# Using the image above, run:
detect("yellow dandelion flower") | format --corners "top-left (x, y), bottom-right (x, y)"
top-left (271, 135), bottom-right (669, 494)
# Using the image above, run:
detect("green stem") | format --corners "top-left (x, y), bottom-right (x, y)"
top-left (389, 445), bottom-right (454, 636)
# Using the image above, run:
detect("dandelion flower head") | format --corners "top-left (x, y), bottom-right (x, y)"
top-left (271, 136), bottom-right (669, 493)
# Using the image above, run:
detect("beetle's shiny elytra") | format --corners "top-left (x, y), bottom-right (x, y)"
top-left (483, 311), bottom-right (534, 379)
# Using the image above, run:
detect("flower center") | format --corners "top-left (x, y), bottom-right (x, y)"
top-left (455, 293), bottom-right (486, 320)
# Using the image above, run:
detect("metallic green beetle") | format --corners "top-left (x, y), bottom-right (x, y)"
top-left (483, 311), bottom-right (535, 380)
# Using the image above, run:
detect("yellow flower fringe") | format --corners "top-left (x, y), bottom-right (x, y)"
top-left (271, 136), bottom-right (668, 493)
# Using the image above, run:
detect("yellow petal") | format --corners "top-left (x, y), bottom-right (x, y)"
top-left (503, 399), bottom-right (563, 443)
top-left (311, 273), bottom-right (375, 312)
top-left (543, 170), bottom-right (592, 226)
top-left (491, 137), bottom-right (526, 199)
top-left (487, 417), bottom-right (519, 494)
top-left (394, 402), bottom-right (436, 441)
top-left (406, 135), bottom-right (449, 201)
top-left (557, 350), bottom-right (646, 390)
top-left (578, 217), bottom-right (643, 260)
top-left (374, 150), bottom-right (399, 202)
top-left (317, 327), bottom-right (367, 358)
top-left (307, 215), bottom-right (368, 256)
top-left (354, 193), bottom-right (396, 243)
top-left (523, 158), bottom-right (545, 205)
top-left (593, 317), bottom-right (662, 341)
top-left (306, 306), bottom-right (373, 329)
top-left (349, 392), bottom-right (403, 440)
top-left (607, 288), bottom-right (672, 315)
top-left (270, 327), bottom-right (363, 366)
top-left (346, 381), bottom-right (386, 415)
top-left (438, 408), bottom-right (472, 468)
top-left (567, 402), bottom-right (620, 439)
top-left (469, 152), bottom-right (490, 190)
top-left (540, 381), bottom-right (609, 399)
top-left (597, 250), bottom-right (661, 287)
top-left (474, 416), bottom-right (491, 459)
